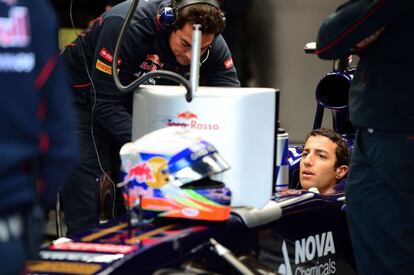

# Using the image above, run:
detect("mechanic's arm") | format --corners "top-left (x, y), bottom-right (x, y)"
top-left (316, 0), bottom-right (414, 59)
top-left (91, 16), bottom-right (152, 145)
top-left (201, 35), bottom-right (240, 87)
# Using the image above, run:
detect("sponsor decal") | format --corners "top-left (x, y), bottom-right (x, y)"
top-left (40, 251), bottom-right (124, 263)
top-left (139, 54), bottom-right (164, 72)
top-left (163, 111), bottom-right (220, 131)
top-left (181, 207), bottom-right (200, 217)
top-left (0, 52), bottom-right (35, 73)
top-left (278, 241), bottom-right (293, 275)
top-left (224, 57), bottom-right (234, 69)
top-left (26, 261), bottom-right (101, 275)
top-left (190, 143), bottom-right (216, 161)
top-left (278, 231), bottom-right (337, 275)
top-left (146, 157), bottom-right (169, 188)
top-left (146, 54), bottom-right (161, 64)
top-left (288, 147), bottom-right (302, 166)
top-left (99, 47), bottom-right (122, 65)
top-left (124, 157), bottom-right (169, 188)
top-left (125, 161), bottom-right (155, 184)
top-left (0, 6), bottom-right (30, 48)
top-left (95, 59), bottom-right (112, 75)
top-left (50, 242), bottom-right (136, 254)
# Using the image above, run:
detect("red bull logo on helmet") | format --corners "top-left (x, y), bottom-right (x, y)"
top-left (125, 161), bottom-right (154, 184)
top-left (124, 157), bottom-right (170, 189)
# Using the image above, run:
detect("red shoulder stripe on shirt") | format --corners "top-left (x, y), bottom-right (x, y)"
top-left (316, 0), bottom-right (386, 55)
top-left (34, 55), bottom-right (58, 91)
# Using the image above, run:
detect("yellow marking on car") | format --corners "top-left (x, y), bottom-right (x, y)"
top-left (26, 261), bottom-right (101, 275)
top-left (81, 223), bottom-right (128, 242)
top-left (125, 224), bottom-right (175, 244)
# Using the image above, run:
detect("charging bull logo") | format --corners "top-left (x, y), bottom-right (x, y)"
top-left (140, 54), bottom-right (164, 72)
top-left (124, 162), bottom-right (154, 184)
top-left (177, 111), bottom-right (198, 120)
top-left (124, 157), bottom-right (169, 189)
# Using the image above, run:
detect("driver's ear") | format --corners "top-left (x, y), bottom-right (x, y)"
top-left (335, 165), bottom-right (349, 180)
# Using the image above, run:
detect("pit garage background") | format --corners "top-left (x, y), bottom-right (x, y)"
top-left (50, 0), bottom-right (344, 144)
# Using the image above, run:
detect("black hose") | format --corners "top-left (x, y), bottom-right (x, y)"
top-left (112, 0), bottom-right (192, 101)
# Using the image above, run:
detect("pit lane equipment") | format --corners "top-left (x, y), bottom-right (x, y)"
top-left (305, 42), bottom-right (356, 136)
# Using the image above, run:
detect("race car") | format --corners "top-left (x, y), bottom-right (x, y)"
top-left (26, 183), bottom-right (356, 275)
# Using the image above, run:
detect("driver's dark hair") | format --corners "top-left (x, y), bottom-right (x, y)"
top-left (304, 128), bottom-right (350, 170)
top-left (172, 0), bottom-right (225, 34)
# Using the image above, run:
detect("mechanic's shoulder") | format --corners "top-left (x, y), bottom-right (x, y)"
top-left (104, 0), bottom-right (161, 19)
top-left (210, 35), bottom-right (229, 55)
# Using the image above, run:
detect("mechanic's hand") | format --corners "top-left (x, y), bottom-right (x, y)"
top-left (355, 27), bottom-right (385, 48)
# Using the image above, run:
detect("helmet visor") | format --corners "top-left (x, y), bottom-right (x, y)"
top-left (172, 152), bottom-right (230, 186)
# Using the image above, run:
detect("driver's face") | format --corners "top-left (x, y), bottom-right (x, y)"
top-left (299, 135), bottom-right (339, 194)
top-left (169, 23), bottom-right (215, 66)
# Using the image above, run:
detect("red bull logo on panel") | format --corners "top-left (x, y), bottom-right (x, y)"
top-left (177, 111), bottom-right (198, 120)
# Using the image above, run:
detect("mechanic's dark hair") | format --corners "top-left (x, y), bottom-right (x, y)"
top-left (172, 0), bottom-right (226, 34)
top-left (305, 128), bottom-right (350, 170)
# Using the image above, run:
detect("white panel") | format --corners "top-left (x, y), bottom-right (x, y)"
top-left (132, 85), bottom-right (278, 209)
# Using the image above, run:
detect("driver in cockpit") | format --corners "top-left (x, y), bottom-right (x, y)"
top-left (299, 128), bottom-right (350, 195)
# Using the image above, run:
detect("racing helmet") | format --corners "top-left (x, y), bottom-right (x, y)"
top-left (119, 127), bottom-right (231, 221)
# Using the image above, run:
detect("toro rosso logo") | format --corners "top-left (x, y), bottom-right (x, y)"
top-left (165, 111), bottom-right (220, 131)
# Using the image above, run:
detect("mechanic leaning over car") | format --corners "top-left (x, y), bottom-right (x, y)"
top-left (0, 0), bottom-right (77, 273)
top-left (60, 0), bottom-right (240, 236)
top-left (299, 128), bottom-right (350, 195)
top-left (316, 1), bottom-right (414, 274)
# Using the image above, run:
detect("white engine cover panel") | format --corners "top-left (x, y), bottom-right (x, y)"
top-left (132, 85), bottom-right (278, 209)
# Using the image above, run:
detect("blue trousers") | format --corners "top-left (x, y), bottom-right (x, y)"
top-left (60, 101), bottom-right (123, 236)
top-left (346, 128), bottom-right (414, 275)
